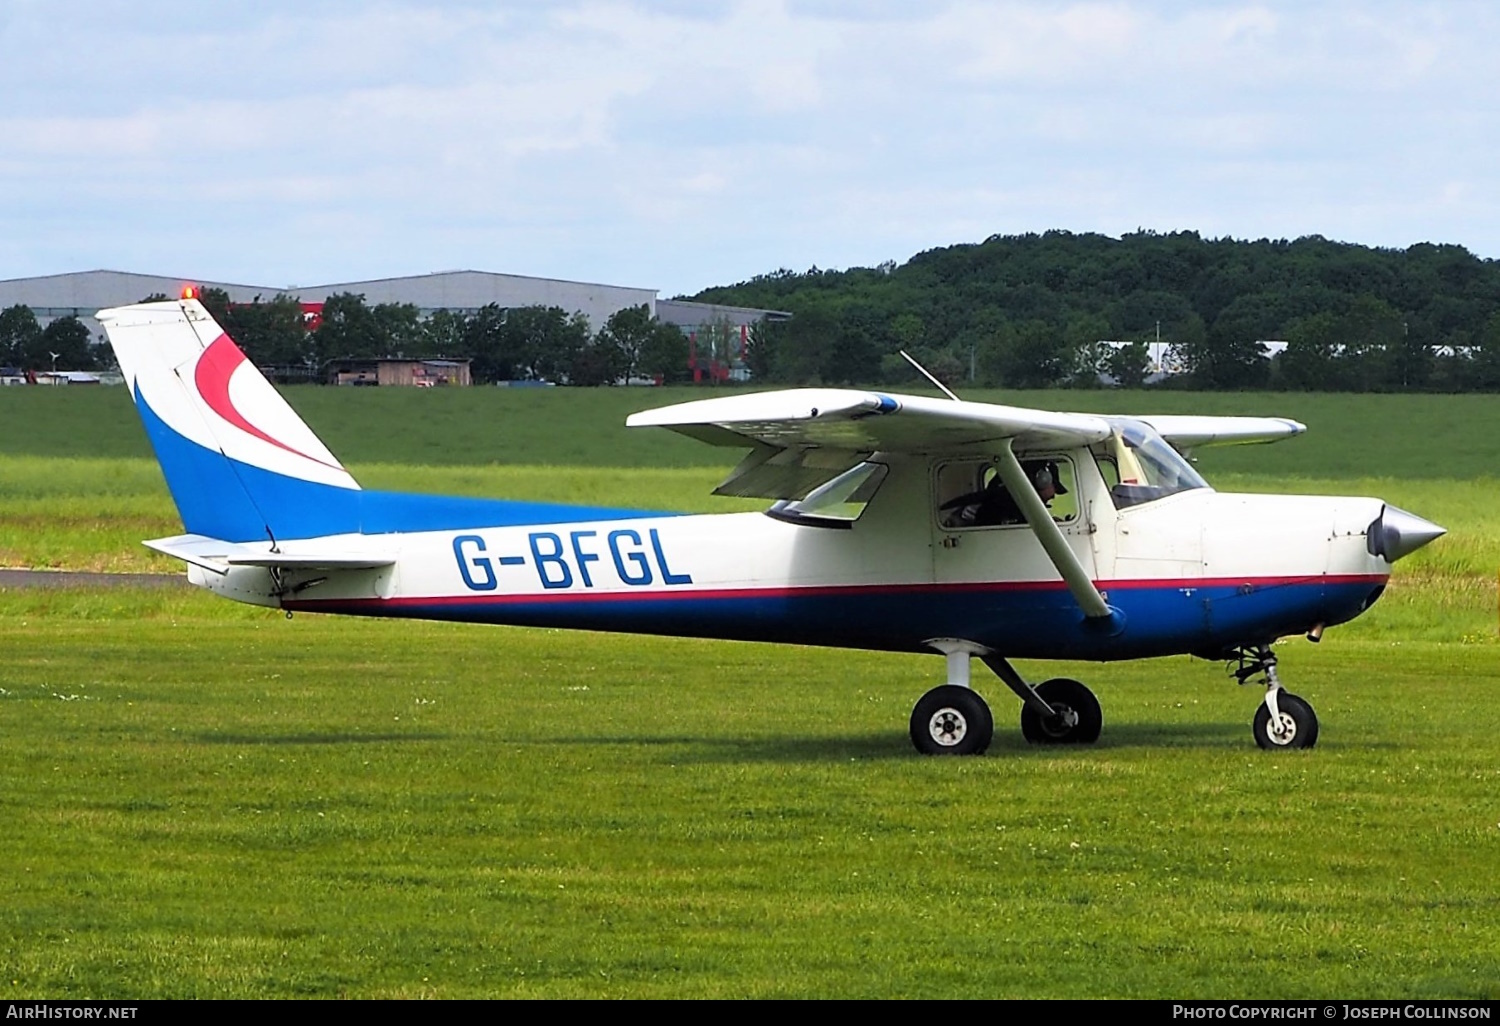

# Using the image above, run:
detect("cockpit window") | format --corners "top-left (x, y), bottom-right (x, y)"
top-left (767, 461), bottom-right (889, 528)
top-left (934, 456), bottom-right (1078, 529)
top-left (1095, 418), bottom-right (1209, 509)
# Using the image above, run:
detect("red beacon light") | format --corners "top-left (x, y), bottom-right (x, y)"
top-left (181, 284), bottom-right (198, 301)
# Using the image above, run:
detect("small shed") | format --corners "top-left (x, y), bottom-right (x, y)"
top-left (327, 358), bottom-right (472, 387)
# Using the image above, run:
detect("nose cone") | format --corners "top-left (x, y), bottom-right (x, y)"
top-left (1367, 504), bottom-right (1446, 563)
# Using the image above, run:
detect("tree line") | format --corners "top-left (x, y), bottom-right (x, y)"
top-left (0, 291), bottom-right (692, 386)
top-left (692, 230), bottom-right (1500, 392)
top-left (0, 309), bottom-right (95, 372)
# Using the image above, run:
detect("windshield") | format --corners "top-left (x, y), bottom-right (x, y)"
top-left (767, 461), bottom-right (889, 527)
top-left (1097, 418), bottom-right (1209, 509)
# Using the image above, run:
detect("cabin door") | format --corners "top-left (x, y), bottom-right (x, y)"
top-left (930, 453), bottom-right (1099, 590)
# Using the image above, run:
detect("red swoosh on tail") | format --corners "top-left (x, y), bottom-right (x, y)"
top-left (194, 334), bottom-right (340, 470)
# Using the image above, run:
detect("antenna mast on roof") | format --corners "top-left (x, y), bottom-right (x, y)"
top-left (899, 350), bottom-right (961, 402)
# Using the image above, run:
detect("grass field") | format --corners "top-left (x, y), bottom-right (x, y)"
top-left (1, 386), bottom-right (1497, 997)
top-left (5, 383), bottom-right (1500, 476)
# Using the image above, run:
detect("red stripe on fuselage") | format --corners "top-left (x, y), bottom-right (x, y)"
top-left (283, 572), bottom-right (1390, 612)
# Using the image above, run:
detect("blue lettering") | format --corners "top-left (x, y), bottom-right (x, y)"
top-left (528, 532), bottom-right (573, 589)
top-left (607, 529), bottom-right (653, 586)
top-left (453, 535), bottom-right (497, 591)
top-left (570, 530), bottom-right (601, 588)
top-left (650, 528), bottom-right (692, 585)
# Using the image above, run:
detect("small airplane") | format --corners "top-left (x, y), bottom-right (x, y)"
top-left (97, 293), bottom-right (1445, 754)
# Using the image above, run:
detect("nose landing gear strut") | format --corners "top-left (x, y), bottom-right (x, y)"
top-left (1232, 645), bottom-right (1320, 750)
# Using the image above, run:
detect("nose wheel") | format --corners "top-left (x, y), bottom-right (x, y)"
top-left (1253, 691), bottom-right (1319, 749)
top-left (1233, 645), bottom-right (1320, 750)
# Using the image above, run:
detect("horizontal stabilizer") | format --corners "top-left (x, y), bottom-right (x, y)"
top-left (145, 534), bottom-right (396, 575)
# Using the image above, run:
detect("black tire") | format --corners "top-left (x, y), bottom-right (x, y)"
top-left (1020, 677), bottom-right (1102, 744)
top-left (910, 685), bottom-right (993, 755)
top-left (1252, 691), bottom-right (1319, 750)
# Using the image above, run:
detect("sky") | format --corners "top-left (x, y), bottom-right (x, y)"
top-left (3, 0), bottom-right (1498, 297)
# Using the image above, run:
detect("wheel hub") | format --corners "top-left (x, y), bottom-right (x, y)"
top-left (928, 708), bottom-right (968, 746)
top-left (1267, 712), bottom-right (1297, 745)
top-left (1041, 702), bottom-right (1079, 737)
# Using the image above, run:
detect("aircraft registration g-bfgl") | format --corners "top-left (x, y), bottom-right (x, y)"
top-left (98, 294), bottom-right (1445, 755)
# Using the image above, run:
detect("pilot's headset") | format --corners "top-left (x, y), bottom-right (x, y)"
top-left (1032, 463), bottom-right (1067, 496)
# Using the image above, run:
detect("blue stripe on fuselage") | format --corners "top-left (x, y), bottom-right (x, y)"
top-left (136, 386), bottom-right (673, 542)
top-left (286, 577), bottom-right (1386, 661)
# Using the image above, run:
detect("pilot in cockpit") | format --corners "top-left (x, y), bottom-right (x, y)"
top-left (940, 460), bottom-right (1065, 528)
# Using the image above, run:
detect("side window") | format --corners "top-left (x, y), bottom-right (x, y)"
top-left (934, 457), bottom-right (1078, 529)
top-left (1048, 460), bottom-right (1079, 523)
top-left (1094, 453), bottom-right (1121, 489)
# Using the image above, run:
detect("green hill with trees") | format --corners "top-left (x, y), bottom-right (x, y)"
top-left (7, 230), bottom-right (1500, 392)
top-left (691, 230), bottom-right (1500, 392)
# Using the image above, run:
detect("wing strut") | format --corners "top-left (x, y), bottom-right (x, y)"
top-left (994, 440), bottom-right (1122, 630)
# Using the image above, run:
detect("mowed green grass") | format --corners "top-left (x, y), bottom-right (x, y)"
top-left (1, 593), bottom-right (1497, 998)
top-left (1, 386), bottom-right (1498, 997)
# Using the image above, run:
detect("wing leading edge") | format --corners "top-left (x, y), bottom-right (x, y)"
top-left (1128, 415), bottom-right (1306, 452)
top-left (629, 388), bottom-right (1305, 452)
top-left (626, 388), bottom-right (1115, 453)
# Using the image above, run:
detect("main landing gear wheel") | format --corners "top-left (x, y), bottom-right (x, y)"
top-left (1020, 677), bottom-right (1102, 745)
top-left (910, 685), bottom-right (994, 755)
top-left (1252, 692), bottom-right (1319, 750)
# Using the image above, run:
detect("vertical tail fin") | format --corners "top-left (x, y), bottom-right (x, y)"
top-left (98, 298), bottom-right (362, 543)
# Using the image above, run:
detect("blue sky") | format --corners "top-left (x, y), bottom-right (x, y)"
top-left (3, 1), bottom-right (1497, 296)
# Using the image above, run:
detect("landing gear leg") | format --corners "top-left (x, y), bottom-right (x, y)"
top-left (1234, 645), bottom-right (1319, 750)
top-left (910, 640), bottom-right (994, 755)
top-left (983, 654), bottom-right (1102, 745)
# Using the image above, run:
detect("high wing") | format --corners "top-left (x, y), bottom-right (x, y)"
top-left (626, 388), bottom-right (1114, 453)
top-left (627, 388), bottom-right (1114, 500)
top-left (626, 389), bottom-right (1305, 499)
top-left (1129, 415), bottom-right (1306, 453)
top-left (627, 389), bottom-right (1304, 456)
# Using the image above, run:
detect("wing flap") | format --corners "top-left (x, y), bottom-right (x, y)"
top-left (713, 445), bottom-right (868, 500)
